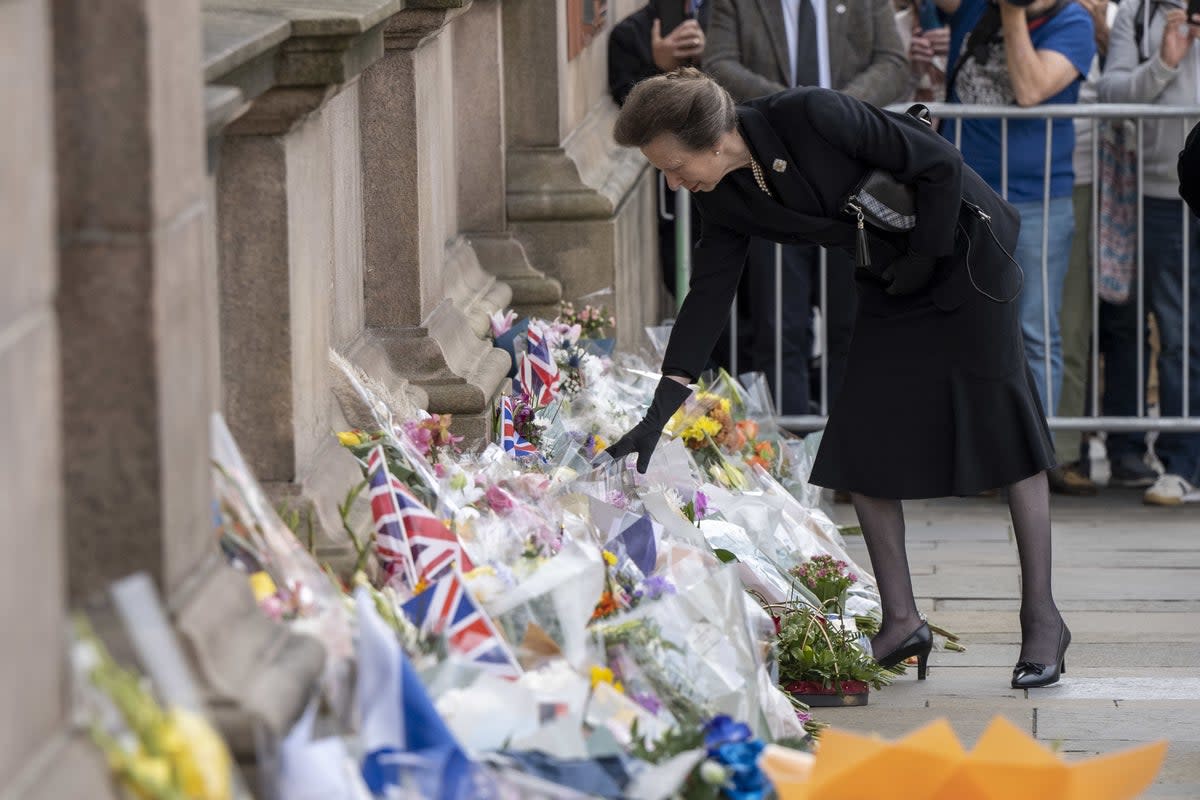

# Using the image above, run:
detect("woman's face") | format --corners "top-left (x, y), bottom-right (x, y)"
top-left (642, 133), bottom-right (725, 193)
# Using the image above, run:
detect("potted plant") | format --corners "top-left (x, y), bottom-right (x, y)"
top-left (774, 604), bottom-right (894, 706)
top-left (770, 556), bottom-right (896, 706)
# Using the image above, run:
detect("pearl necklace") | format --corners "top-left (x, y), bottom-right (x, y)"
top-left (749, 157), bottom-right (773, 198)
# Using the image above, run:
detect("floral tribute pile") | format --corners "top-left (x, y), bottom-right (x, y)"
top-left (92, 296), bottom-right (1160, 800)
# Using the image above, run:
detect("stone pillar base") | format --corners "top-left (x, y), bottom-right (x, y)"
top-left (444, 236), bottom-right (514, 337)
top-left (468, 231), bottom-right (562, 319)
top-left (4, 733), bottom-right (119, 800)
top-left (171, 556), bottom-right (326, 765)
top-left (369, 300), bottom-right (512, 441)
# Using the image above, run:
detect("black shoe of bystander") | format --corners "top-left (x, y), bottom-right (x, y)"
top-left (1108, 452), bottom-right (1159, 488)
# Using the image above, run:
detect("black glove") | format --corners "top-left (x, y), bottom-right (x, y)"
top-left (882, 251), bottom-right (937, 296)
top-left (600, 376), bottom-right (693, 473)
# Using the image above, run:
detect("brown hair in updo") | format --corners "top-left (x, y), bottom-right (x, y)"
top-left (613, 67), bottom-right (737, 152)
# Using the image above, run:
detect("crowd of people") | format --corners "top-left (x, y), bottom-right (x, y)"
top-left (607, 0), bottom-right (1200, 506)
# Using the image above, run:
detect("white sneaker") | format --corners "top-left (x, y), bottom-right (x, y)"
top-left (1143, 474), bottom-right (1197, 506)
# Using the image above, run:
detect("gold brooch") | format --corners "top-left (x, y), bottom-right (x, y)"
top-left (772, 158), bottom-right (787, 172)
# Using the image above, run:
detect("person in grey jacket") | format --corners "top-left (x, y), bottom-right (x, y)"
top-left (700, 0), bottom-right (910, 422)
top-left (1097, 2), bottom-right (1200, 505)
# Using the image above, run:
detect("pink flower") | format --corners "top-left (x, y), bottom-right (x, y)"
top-left (489, 309), bottom-right (517, 338)
top-left (485, 485), bottom-right (515, 513)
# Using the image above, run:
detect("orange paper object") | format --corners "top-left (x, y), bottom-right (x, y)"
top-left (761, 717), bottom-right (1167, 800)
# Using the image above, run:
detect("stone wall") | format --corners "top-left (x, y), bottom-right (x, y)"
top-left (503, 0), bottom-right (661, 352)
top-left (2, 0), bottom-right (658, 792)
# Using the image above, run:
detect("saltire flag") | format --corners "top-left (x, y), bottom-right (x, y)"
top-left (499, 395), bottom-right (540, 459)
top-left (366, 445), bottom-right (418, 588)
top-left (401, 568), bottom-right (521, 679)
top-left (355, 588), bottom-right (475, 799)
top-left (518, 322), bottom-right (560, 406)
top-left (367, 445), bottom-right (473, 586)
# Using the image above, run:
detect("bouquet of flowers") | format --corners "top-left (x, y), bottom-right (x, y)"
top-left (789, 555), bottom-right (857, 614)
top-left (73, 617), bottom-right (235, 800)
top-left (559, 300), bottom-right (615, 340)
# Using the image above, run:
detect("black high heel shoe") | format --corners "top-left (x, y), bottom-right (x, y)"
top-left (874, 622), bottom-right (933, 680)
top-left (1011, 623), bottom-right (1071, 689)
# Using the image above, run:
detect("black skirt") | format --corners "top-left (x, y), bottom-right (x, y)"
top-left (809, 261), bottom-right (1056, 499)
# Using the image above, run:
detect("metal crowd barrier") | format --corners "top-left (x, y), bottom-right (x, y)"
top-left (670, 102), bottom-right (1200, 434)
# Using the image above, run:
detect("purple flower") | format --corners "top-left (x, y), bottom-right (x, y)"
top-left (629, 691), bottom-right (663, 714)
top-left (640, 575), bottom-right (676, 600)
top-left (694, 491), bottom-right (709, 519)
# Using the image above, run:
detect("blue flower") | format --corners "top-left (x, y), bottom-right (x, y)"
top-left (713, 740), bottom-right (767, 800)
top-left (703, 715), bottom-right (753, 750)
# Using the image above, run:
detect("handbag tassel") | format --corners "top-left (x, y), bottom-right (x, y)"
top-left (853, 206), bottom-right (871, 269)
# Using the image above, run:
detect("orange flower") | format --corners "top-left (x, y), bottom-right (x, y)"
top-left (755, 441), bottom-right (776, 460)
top-left (746, 455), bottom-right (770, 471)
top-left (736, 419), bottom-right (759, 440)
top-left (591, 591), bottom-right (620, 621)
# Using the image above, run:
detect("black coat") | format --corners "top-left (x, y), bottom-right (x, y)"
top-left (661, 87), bottom-right (1053, 498)
top-left (1180, 119), bottom-right (1200, 218)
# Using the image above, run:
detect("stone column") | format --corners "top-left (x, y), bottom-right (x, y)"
top-left (211, 5), bottom-right (396, 532)
top-left (452, 0), bottom-right (562, 318)
top-left (359, 1), bottom-right (513, 440)
top-left (502, 0), bottom-right (661, 350)
top-left (0, 0), bottom-right (114, 794)
top-left (53, 0), bottom-right (215, 602)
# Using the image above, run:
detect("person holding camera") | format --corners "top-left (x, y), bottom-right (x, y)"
top-left (941, 0), bottom-right (1095, 451)
top-left (606, 69), bottom-right (1068, 688)
top-left (1098, 1), bottom-right (1200, 505)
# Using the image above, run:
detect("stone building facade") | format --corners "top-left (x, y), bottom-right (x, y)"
top-left (0, 0), bottom-right (660, 793)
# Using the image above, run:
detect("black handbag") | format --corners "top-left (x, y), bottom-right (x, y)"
top-left (841, 104), bottom-right (930, 269)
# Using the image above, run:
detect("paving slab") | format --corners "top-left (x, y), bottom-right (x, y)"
top-left (1037, 703), bottom-right (1200, 743)
top-left (831, 493), bottom-right (1200, 797)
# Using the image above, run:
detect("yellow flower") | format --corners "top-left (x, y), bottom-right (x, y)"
top-left (590, 665), bottom-right (615, 688)
top-left (336, 430), bottom-right (363, 447)
top-left (165, 708), bottom-right (233, 800)
top-left (681, 415), bottom-right (723, 445)
top-left (465, 565), bottom-right (497, 580)
top-left (248, 571), bottom-right (277, 603)
top-left (413, 577), bottom-right (431, 595)
top-left (593, 434), bottom-right (608, 453)
top-left (602, 550), bottom-right (618, 567)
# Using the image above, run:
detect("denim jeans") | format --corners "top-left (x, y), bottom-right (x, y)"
top-left (1144, 197), bottom-right (1200, 483)
top-left (1013, 197), bottom-right (1075, 416)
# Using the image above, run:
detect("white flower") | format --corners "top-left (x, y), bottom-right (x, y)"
top-left (699, 760), bottom-right (729, 785)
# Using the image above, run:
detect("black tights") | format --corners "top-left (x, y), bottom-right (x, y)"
top-left (852, 471), bottom-right (1064, 665)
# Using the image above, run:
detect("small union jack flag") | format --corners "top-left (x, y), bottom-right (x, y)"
top-left (366, 445), bottom-right (472, 586)
top-left (366, 446), bottom-right (418, 588)
top-left (499, 395), bottom-right (540, 459)
top-left (519, 322), bottom-right (560, 406)
top-left (402, 568), bottom-right (521, 679)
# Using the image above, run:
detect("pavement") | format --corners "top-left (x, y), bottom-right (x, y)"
top-left (825, 489), bottom-right (1200, 799)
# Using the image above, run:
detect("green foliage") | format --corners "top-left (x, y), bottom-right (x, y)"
top-left (775, 605), bottom-right (898, 691)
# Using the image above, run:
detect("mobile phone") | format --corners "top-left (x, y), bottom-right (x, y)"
top-left (655, 0), bottom-right (691, 35)
top-left (918, 0), bottom-right (944, 29)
